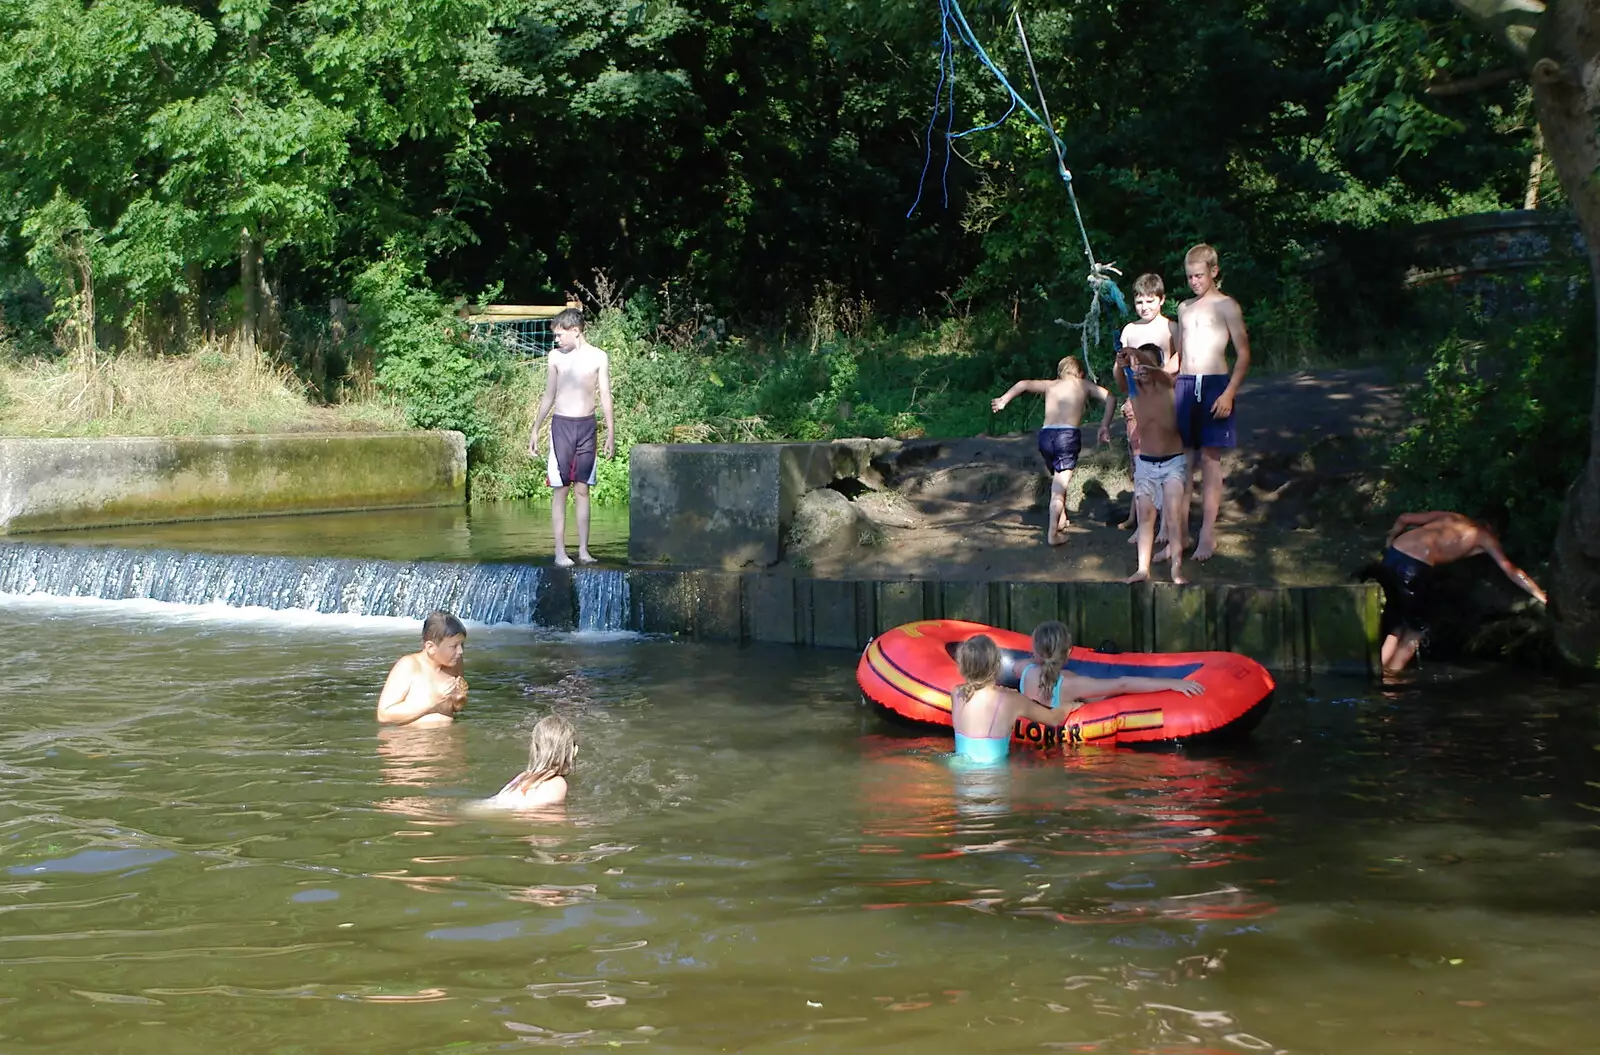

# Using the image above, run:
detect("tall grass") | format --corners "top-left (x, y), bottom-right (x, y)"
top-left (0, 337), bottom-right (405, 437)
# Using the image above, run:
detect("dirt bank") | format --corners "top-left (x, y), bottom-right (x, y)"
top-left (781, 367), bottom-right (1413, 587)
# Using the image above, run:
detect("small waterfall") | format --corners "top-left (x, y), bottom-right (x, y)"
top-left (0, 543), bottom-right (566, 626)
top-left (575, 569), bottom-right (631, 633)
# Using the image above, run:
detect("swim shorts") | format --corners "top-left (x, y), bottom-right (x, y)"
top-left (547, 414), bottom-right (598, 488)
top-left (1133, 451), bottom-right (1186, 506)
top-left (1175, 374), bottom-right (1238, 450)
top-left (1037, 425), bottom-right (1082, 474)
top-left (1378, 546), bottom-right (1433, 634)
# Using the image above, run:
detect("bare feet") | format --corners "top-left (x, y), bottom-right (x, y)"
top-left (1171, 571), bottom-right (1189, 585)
top-left (577, 551), bottom-right (599, 565)
top-left (554, 553), bottom-right (575, 567)
top-left (1192, 537), bottom-right (1216, 562)
top-left (1152, 545), bottom-right (1172, 564)
top-left (1047, 529), bottom-right (1066, 547)
top-left (1123, 570), bottom-right (1149, 584)
top-left (1118, 516), bottom-right (1136, 530)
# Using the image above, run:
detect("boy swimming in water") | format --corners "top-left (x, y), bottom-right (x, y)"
top-left (1019, 620), bottom-right (1205, 708)
top-left (990, 356), bottom-right (1114, 545)
top-left (950, 634), bottom-right (1061, 763)
top-left (487, 714), bottom-right (578, 808)
top-left (376, 611), bottom-right (468, 727)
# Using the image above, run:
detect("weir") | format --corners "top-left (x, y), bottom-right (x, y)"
top-left (0, 540), bottom-right (1382, 673)
top-left (0, 542), bottom-right (628, 632)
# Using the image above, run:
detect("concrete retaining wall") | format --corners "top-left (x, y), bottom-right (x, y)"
top-left (629, 440), bottom-right (899, 567)
top-left (598, 568), bottom-right (1381, 674)
top-left (0, 432), bottom-right (466, 533)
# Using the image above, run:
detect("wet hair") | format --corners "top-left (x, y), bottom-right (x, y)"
top-left (524, 713), bottom-right (578, 782)
top-left (952, 634), bottom-right (1001, 707)
top-left (551, 307), bottom-right (585, 331)
top-left (1185, 243), bottom-right (1219, 271)
top-left (422, 610), bottom-right (467, 643)
top-left (1134, 343), bottom-right (1164, 368)
top-left (1132, 273), bottom-right (1165, 298)
top-left (1056, 356), bottom-right (1086, 380)
top-left (1030, 620), bottom-right (1072, 698)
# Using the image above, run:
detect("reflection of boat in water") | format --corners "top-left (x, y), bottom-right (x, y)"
top-left (858, 620), bottom-right (1275, 746)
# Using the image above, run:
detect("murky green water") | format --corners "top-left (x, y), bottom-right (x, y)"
top-left (2, 599), bottom-right (1598, 1054)
top-left (15, 504), bottom-right (629, 564)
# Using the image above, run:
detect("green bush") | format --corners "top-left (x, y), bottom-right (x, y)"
top-left (1382, 275), bottom-right (1594, 561)
top-left (353, 251), bottom-right (497, 452)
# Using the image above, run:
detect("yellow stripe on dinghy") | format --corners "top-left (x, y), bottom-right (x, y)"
top-left (865, 639), bottom-right (952, 713)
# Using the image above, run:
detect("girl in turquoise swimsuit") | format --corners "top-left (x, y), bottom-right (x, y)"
top-left (1019, 619), bottom-right (1208, 710)
top-left (951, 635), bottom-right (1063, 763)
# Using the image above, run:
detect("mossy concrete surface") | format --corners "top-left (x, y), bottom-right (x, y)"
top-left (0, 432), bottom-right (466, 533)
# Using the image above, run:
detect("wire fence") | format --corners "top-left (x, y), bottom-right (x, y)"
top-left (467, 315), bottom-right (557, 360)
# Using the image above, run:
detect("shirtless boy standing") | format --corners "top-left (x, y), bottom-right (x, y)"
top-left (1113, 344), bottom-right (1188, 584)
top-left (991, 356), bottom-right (1113, 545)
top-left (1372, 511), bottom-right (1547, 674)
top-left (1117, 272), bottom-right (1179, 536)
top-left (1173, 244), bottom-right (1251, 562)
top-left (529, 308), bottom-right (616, 566)
top-left (377, 610), bottom-right (469, 727)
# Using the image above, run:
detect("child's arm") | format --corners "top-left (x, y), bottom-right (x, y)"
top-left (1111, 350), bottom-right (1132, 394)
top-left (991, 380), bottom-right (1047, 413)
top-left (1058, 673), bottom-right (1205, 700)
top-left (598, 351), bottom-right (616, 458)
top-left (529, 357), bottom-right (560, 454)
top-left (1164, 319), bottom-right (1181, 374)
top-left (1478, 534), bottom-right (1548, 605)
top-left (1090, 382), bottom-right (1113, 445)
top-left (1171, 305), bottom-right (1185, 375)
top-left (1213, 298), bottom-right (1251, 419)
top-left (1002, 686), bottom-right (1065, 726)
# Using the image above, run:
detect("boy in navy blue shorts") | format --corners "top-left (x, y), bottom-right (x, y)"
top-left (991, 356), bottom-right (1112, 546)
top-left (1173, 244), bottom-right (1251, 562)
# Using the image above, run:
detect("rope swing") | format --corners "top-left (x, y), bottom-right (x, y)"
top-left (909, 1), bottom-right (1125, 380)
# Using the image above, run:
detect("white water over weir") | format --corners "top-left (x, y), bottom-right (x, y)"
top-left (0, 543), bottom-right (631, 631)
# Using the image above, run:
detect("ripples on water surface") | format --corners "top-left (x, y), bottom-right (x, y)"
top-left (1, 598), bottom-right (1597, 1054)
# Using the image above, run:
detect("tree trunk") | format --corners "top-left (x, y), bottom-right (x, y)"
top-left (1454, 0), bottom-right (1600, 666)
top-left (239, 226), bottom-right (260, 349)
top-left (1529, 2), bottom-right (1600, 667)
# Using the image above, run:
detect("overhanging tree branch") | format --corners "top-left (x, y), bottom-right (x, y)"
top-left (1449, 0), bottom-right (1547, 57)
top-left (1424, 66), bottom-right (1520, 95)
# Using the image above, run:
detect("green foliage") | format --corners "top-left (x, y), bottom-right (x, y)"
top-left (1383, 277), bottom-right (1595, 560)
top-left (353, 251), bottom-right (494, 449)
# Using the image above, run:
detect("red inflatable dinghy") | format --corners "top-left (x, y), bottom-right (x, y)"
top-left (857, 620), bottom-right (1274, 747)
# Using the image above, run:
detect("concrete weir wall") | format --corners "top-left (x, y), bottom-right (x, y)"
top-left (0, 432), bottom-right (467, 533)
top-left (601, 570), bottom-right (1382, 675)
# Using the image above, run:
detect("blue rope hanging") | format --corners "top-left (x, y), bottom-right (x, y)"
top-left (909, 0), bottom-right (1124, 379)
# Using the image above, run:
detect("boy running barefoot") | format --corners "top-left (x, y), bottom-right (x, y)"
top-left (1113, 345), bottom-right (1188, 584)
top-left (1117, 272), bottom-right (1180, 536)
top-left (1174, 244), bottom-right (1251, 562)
top-left (530, 308), bottom-right (616, 566)
top-left (991, 356), bottom-right (1113, 546)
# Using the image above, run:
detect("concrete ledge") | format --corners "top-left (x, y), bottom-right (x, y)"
top-left (674, 573), bottom-right (1378, 674)
top-left (0, 432), bottom-right (466, 533)
top-left (628, 440), bottom-right (900, 568)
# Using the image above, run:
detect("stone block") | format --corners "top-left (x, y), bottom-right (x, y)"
top-left (1004, 582), bottom-right (1063, 633)
top-left (1219, 586), bottom-right (1302, 671)
top-left (1077, 582), bottom-right (1136, 652)
top-left (534, 566), bottom-right (577, 630)
top-left (1150, 583), bottom-right (1212, 653)
top-left (745, 574), bottom-right (799, 644)
top-left (693, 571), bottom-right (744, 642)
top-left (629, 570), bottom-right (695, 635)
top-left (629, 444), bottom-right (783, 568)
top-left (940, 581), bottom-right (994, 624)
top-left (873, 581), bottom-right (928, 635)
top-left (0, 432), bottom-right (466, 534)
top-left (1303, 584), bottom-right (1380, 675)
top-left (806, 579), bottom-right (862, 649)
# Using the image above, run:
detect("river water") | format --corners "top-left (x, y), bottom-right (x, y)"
top-left (1, 597), bottom-right (1597, 1054)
